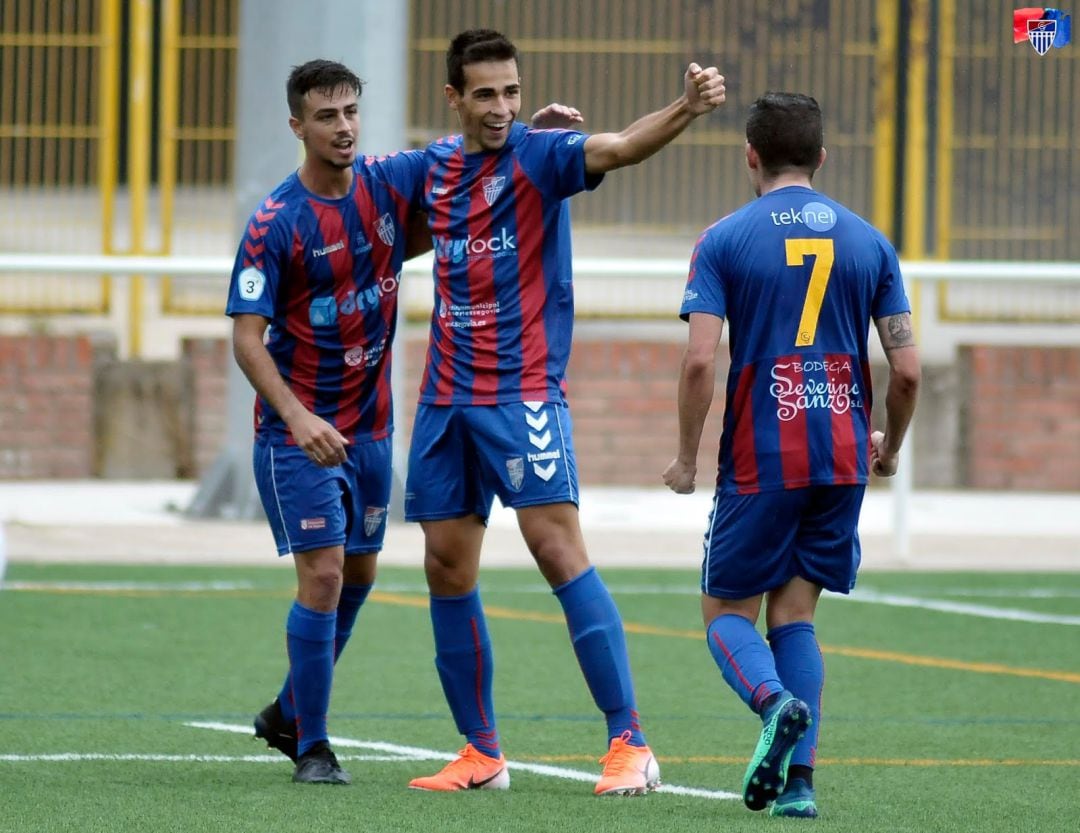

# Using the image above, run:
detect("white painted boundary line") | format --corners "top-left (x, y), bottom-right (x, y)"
top-left (3, 580), bottom-right (255, 592)
top-left (0, 753), bottom-right (415, 763)
top-left (843, 588), bottom-right (1080, 626)
top-left (188, 721), bottom-right (740, 800)
top-left (8, 579), bottom-right (1077, 626)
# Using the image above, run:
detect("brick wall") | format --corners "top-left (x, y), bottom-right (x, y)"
top-left (183, 338), bottom-right (230, 476)
top-left (0, 334), bottom-right (101, 477)
top-left (959, 345), bottom-right (1080, 490)
top-left (5, 334), bottom-right (1079, 491)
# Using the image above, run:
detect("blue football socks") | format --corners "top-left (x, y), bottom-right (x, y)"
top-left (554, 566), bottom-right (645, 746)
top-left (706, 613), bottom-right (785, 714)
top-left (768, 620), bottom-right (823, 769)
top-left (278, 583), bottom-right (372, 723)
top-left (284, 601), bottom-right (336, 757)
top-left (430, 589), bottom-right (501, 759)
top-left (333, 583), bottom-right (373, 661)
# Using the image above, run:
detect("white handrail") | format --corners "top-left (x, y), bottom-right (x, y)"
top-left (2, 252), bottom-right (1078, 563)
top-left (1, 252), bottom-right (1079, 281)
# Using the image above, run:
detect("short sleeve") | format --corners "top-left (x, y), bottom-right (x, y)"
top-left (521, 128), bottom-right (602, 200)
top-left (225, 206), bottom-right (290, 319)
top-left (871, 239), bottom-right (911, 320)
top-left (679, 230), bottom-right (727, 321)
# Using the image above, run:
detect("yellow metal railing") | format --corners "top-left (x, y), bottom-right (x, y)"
top-left (0, 0), bottom-right (118, 315)
top-left (0, 2), bottom-right (1076, 331)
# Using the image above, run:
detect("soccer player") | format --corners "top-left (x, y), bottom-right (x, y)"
top-left (404, 29), bottom-right (726, 795)
top-left (227, 59), bottom-right (429, 785)
top-left (663, 92), bottom-right (921, 817)
top-left (229, 59), bottom-right (587, 786)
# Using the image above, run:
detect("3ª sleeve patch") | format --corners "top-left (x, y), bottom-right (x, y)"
top-left (238, 266), bottom-right (266, 301)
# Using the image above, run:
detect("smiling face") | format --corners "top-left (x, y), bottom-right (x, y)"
top-left (446, 59), bottom-right (520, 153)
top-left (289, 83), bottom-right (359, 170)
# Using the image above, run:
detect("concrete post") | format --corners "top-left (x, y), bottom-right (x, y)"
top-left (188, 0), bottom-right (408, 518)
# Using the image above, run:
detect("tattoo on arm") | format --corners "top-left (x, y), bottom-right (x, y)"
top-left (884, 313), bottom-right (914, 349)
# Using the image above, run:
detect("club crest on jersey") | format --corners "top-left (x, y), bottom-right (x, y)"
top-left (374, 213), bottom-right (395, 247)
top-left (482, 176), bottom-right (506, 206)
top-left (363, 506), bottom-right (386, 537)
top-left (505, 457), bottom-right (525, 492)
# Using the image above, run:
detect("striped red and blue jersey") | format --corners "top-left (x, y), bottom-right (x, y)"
top-left (226, 151), bottom-right (426, 443)
top-left (680, 186), bottom-right (910, 494)
top-left (416, 122), bottom-right (603, 405)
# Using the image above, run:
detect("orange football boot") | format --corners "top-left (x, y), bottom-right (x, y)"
top-left (408, 743), bottom-right (510, 791)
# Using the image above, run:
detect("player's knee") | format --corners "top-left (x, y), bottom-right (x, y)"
top-left (423, 550), bottom-right (477, 595)
top-left (298, 564), bottom-right (344, 610)
top-left (531, 540), bottom-right (589, 586)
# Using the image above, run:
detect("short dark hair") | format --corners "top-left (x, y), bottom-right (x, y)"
top-left (286, 59), bottom-right (363, 118)
top-left (446, 29), bottom-right (519, 92)
top-left (746, 92), bottom-right (823, 176)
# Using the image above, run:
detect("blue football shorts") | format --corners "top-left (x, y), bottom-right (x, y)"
top-left (701, 485), bottom-right (866, 599)
top-left (404, 401), bottom-right (579, 522)
top-left (253, 434), bottom-right (392, 557)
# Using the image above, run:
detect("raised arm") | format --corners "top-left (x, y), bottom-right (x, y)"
top-left (663, 311), bottom-right (726, 493)
top-left (232, 313), bottom-right (349, 467)
top-left (870, 311), bottom-right (921, 476)
top-left (583, 63), bottom-right (726, 174)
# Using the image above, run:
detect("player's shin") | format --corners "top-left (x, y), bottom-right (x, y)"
top-left (555, 566), bottom-right (645, 745)
top-left (430, 589), bottom-right (501, 758)
top-left (767, 621), bottom-right (823, 771)
top-left (706, 613), bottom-right (785, 712)
top-left (285, 602), bottom-right (337, 756)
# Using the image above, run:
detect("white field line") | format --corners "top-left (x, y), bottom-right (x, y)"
top-left (188, 720), bottom-right (740, 800)
top-left (843, 588), bottom-right (1080, 626)
top-left (5, 579), bottom-right (1075, 626)
top-left (3, 580), bottom-right (255, 592)
top-left (0, 753), bottom-right (413, 763)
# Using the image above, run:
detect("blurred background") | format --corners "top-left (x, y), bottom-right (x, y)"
top-left (0, 0), bottom-right (1077, 510)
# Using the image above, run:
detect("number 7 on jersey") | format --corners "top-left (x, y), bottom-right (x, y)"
top-left (786, 238), bottom-right (835, 348)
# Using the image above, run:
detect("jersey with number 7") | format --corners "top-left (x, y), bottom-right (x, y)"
top-left (680, 185), bottom-right (910, 494)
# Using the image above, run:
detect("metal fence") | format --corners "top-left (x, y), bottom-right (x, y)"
top-left (1, 0), bottom-right (1078, 340)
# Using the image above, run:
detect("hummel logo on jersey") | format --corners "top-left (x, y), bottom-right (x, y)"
top-left (482, 176), bottom-right (506, 206)
top-left (432, 185), bottom-right (451, 196)
top-left (374, 213), bottom-right (395, 246)
top-left (312, 240), bottom-right (345, 258)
